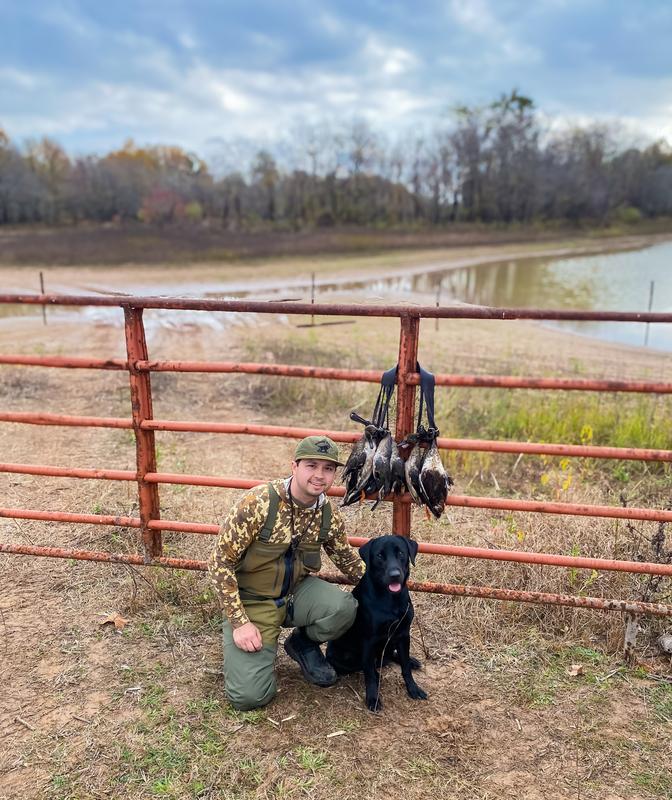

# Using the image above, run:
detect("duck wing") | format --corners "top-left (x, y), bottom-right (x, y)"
top-left (389, 439), bottom-right (407, 495)
top-left (340, 428), bottom-right (373, 484)
top-left (372, 432), bottom-right (393, 490)
top-left (404, 442), bottom-right (426, 505)
top-left (352, 441), bottom-right (376, 493)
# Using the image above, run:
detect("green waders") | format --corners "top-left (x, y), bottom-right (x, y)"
top-left (222, 576), bottom-right (357, 711)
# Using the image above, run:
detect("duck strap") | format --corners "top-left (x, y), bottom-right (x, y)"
top-left (416, 363), bottom-right (439, 437)
top-left (258, 483), bottom-right (331, 543)
top-left (371, 364), bottom-right (398, 429)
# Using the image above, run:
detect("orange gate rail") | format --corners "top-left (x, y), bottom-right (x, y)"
top-left (1, 293), bottom-right (672, 619)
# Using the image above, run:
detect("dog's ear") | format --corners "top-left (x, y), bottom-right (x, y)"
top-left (358, 539), bottom-right (373, 567)
top-left (396, 535), bottom-right (418, 566)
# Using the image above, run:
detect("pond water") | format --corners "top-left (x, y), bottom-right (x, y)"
top-left (308, 240), bottom-right (672, 351)
top-left (444, 241), bottom-right (672, 350)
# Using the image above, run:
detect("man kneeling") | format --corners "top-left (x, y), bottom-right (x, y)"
top-left (208, 436), bottom-right (366, 710)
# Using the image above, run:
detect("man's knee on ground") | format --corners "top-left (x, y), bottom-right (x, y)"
top-left (226, 676), bottom-right (277, 711)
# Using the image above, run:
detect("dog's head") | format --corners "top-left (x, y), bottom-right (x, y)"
top-left (359, 535), bottom-right (418, 595)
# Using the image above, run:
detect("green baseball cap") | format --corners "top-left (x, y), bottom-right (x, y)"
top-left (294, 435), bottom-right (344, 465)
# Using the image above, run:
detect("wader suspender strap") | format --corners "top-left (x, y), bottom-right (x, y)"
top-left (258, 483), bottom-right (280, 542)
top-left (318, 502), bottom-right (331, 542)
top-left (258, 483), bottom-right (331, 543)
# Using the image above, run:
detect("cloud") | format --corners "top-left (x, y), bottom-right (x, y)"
top-left (447, 0), bottom-right (542, 67)
top-left (178, 32), bottom-right (198, 51)
top-left (37, 4), bottom-right (100, 39)
top-left (362, 35), bottom-right (419, 76)
top-left (1, 0), bottom-right (671, 157)
top-left (0, 67), bottom-right (40, 89)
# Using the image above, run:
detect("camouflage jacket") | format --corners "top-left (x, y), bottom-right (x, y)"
top-left (209, 478), bottom-right (366, 628)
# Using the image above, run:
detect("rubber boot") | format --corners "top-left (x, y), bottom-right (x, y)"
top-left (284, 628), bottom-right (338, 687)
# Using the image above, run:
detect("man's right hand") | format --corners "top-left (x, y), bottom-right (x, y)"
top-left (232, 621), bottom-right (263, 652)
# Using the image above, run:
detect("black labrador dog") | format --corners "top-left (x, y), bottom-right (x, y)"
top-left (327, 535), bottom-right (427, 712)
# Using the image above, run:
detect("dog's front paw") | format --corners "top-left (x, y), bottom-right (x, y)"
top-left (366, 693), bottom-right (383, 713)
top-left (407, 683), bottom-right (428, 701)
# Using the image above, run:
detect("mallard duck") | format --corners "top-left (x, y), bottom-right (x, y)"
top-left (369, 432), bottom-right (396, 510)
top-left (341, 424), bottom-right (376, 482)
top-left (418, 437), bottom-right (454, 518)
top-left (372, 431), bottom-right (393, 493)
top-left (401, 434), bottom-right (426, 506)
top-left (389, 438), bottom-right (406, 496)
top-left (341, 425), bottom-right (378, 506)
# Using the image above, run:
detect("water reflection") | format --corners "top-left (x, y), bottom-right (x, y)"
top-left (288, 241), bottom-right (672, 351)
top-left (441, 257), bottom-right (602, 309)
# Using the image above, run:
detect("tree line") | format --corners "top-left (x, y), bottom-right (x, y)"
top-left (1, 91), bottom-right (671, 228)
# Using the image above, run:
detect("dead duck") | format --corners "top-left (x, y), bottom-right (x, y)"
top-left (369, 431), bottom-right (397, 510)
top-left (341, 425), bottom-right (377, 481)
top-left (389, 438), bottom-right (407, 496)
top-left (400, 433), bottom-right (426, 506)
top-left (372, 431), bottom-right (393, 494)
top-left (418, 437), bottom-right (454, 518)
top-left (341, 425), bottom-right (378, 506)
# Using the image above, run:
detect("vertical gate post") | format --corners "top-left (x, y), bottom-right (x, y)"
top-left (623, 612), bottom-right (639, 664)
top-left (124, 306), bottom-right (162, 560)
top-left (393, 314), bottom-right (420, 536)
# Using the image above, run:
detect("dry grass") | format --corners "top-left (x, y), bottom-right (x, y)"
top-left (1, 298), bottom-right (671, 799)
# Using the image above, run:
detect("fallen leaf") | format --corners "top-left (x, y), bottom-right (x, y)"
top-left (99, 613), bottom-right (129, 631)
top-left (567, 663), bottom-right (584, 677)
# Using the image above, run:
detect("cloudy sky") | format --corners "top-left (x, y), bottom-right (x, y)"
top-left (1, 0), bottom-right (671, 160)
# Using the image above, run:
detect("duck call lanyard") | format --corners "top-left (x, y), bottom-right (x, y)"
top-left (287, 480), bottom-right (319, 547)
top-left (284, 480), bottom-right (319, 613)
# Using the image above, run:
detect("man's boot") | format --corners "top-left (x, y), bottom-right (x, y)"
top-left (284, 628), bottom-right (338, 687)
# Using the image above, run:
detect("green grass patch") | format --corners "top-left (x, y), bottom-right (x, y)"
top-left (632, 768), bottom-right (672, 797)
top-left (484, 634), bottom-right (619, 708)
top-left (440, 390), bottom-right (672, 453)
top-left (293, 746), bottom-right (330, 773)
top-left (115, 695), bottom-right (242, 796)
top-left (438, 389), bottom-right (672, 485)
top-left (646, 683), bottom-right (672, 724)
top-left (224, 706), bottom-right (266, 725)
top-left (405, 756), bottom-right (440, 778)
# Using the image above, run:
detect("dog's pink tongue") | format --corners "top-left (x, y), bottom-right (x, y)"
top-left (389, 582), bottom-right (402, 593)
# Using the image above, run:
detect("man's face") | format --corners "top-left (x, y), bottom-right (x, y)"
top-left (291, 459), bottom-right (338, 501)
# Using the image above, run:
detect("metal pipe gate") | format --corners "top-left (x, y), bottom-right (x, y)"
top-left (1, 293), bottom-right (672, 619)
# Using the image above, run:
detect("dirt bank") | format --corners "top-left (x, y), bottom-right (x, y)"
top-left (3, 221), bottom-right (670, 268)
